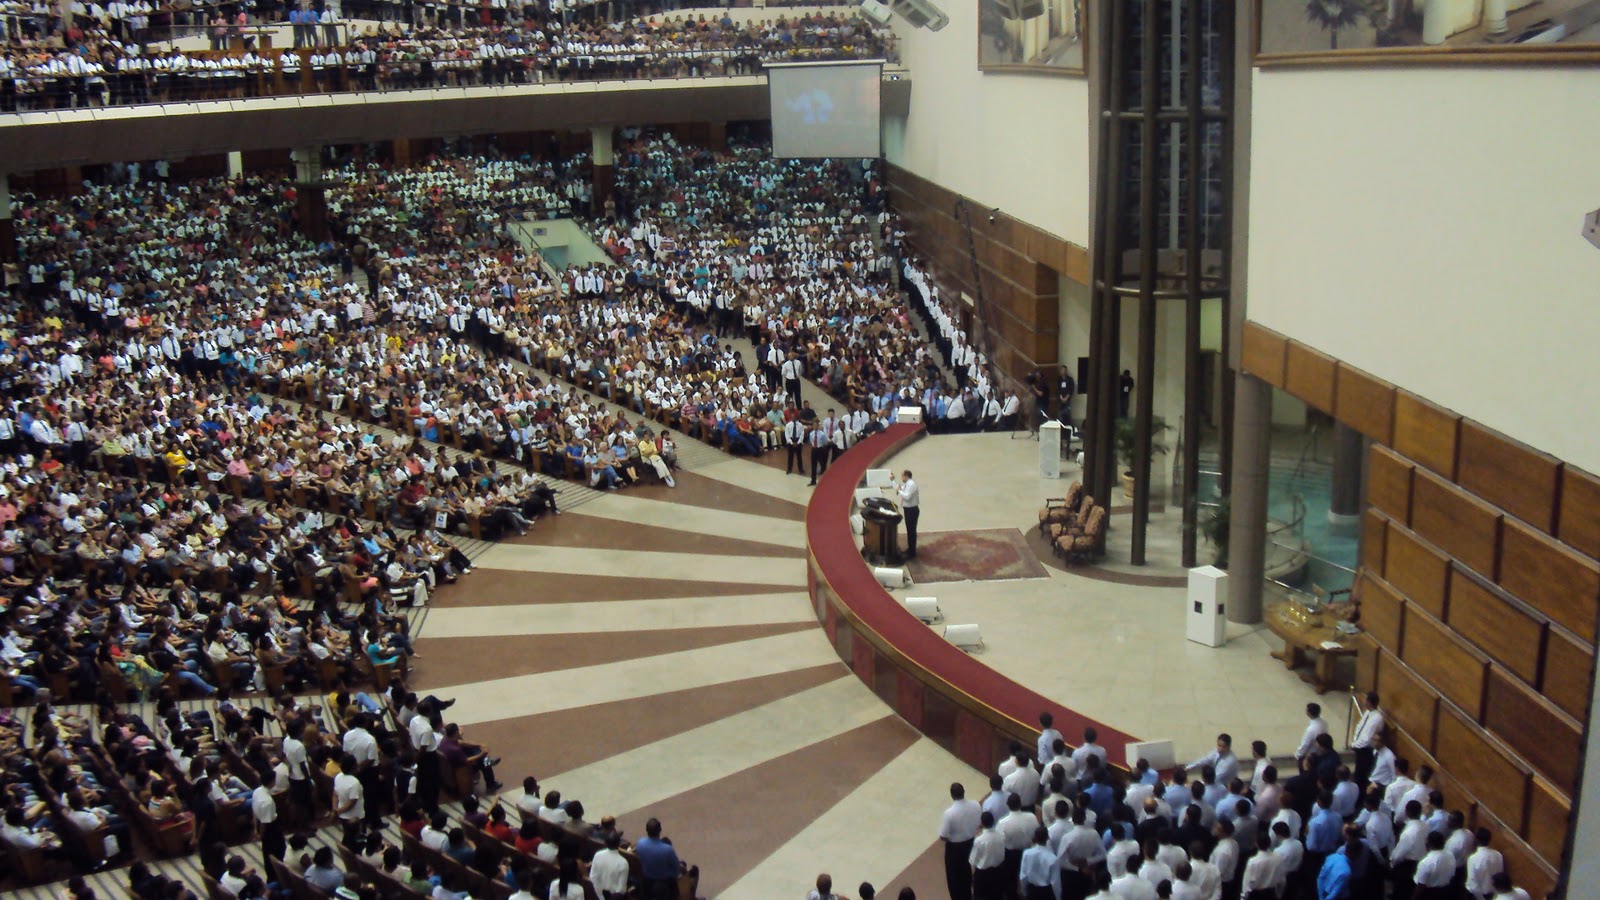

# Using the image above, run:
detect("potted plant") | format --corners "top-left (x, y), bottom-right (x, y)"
top-left (1198, 495), bottom-right (1231, 569)
top-left (1114, 415), bottom-right (1171, 500)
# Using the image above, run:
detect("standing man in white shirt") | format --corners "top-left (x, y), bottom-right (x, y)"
top-left (332, 753), bottom-right (365, 848)
top-left (897, 469), bottom-right (919, 559)
top-left (589, 831), bottom-right (630, 900)
top-left (282, 724), bottom-right (312, 824)
top-left (1186, 734), bottom-right (1240, 789)
top-left (1037, 712), bottom-right (1063, 766)
top-left (252, 771), bottom-right (285, 861)
top-left (1413, 831), bottom-right (1456, 899)
top-left (1296, 703), bottom-right (1327, 765)
top-left (1351, 691), bottom-right (1386, 789)
top-left (970, 811), bottom-right (1007, 900)
top-left (1465, 828), bottom-right (1503, 899)
top-left (939, 782), bottom-right (981, 900)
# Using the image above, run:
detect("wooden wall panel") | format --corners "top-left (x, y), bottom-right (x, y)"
top-left (1447, 568), bottom-right (1542, 685)
top-left (1333, 364), bottom-right (1396, 445)
top-left (1410, 470), bottom-right (1501, 578)
top-left (1353, 633), bottom-right (1379, 695)
top-left (1385, 526), bottom-right (1451, 620)
top-left (1474, 802), bottom-right (1560, 898)
top-left (1240, 323), bottom-right (1287, 388)
top-left (1456, 420), bottom-right (1562, 535)
top-left (1525, 777), bottom-right (1571, 866)
top-left (1541, 628), bottom-right (1596, 721)
top-left (1434, 706), bottom-right (1528, 830)
top-left (1361, 511), bottom-right (1388, 574)
top-left (1360, 574), bottom-right (1405, 656)
top-left (1393, 391), bottom-right (1461, 480)
top-left (1284, 342), bottom-right (1337, 413)
top-left (1498, 519), bottom-right (1600, 644)
top-left (1485, 667), bottom-right (1582, 794)
top-left (1377, 651), bottom-right (1439, 752)
top-left (1558, 466), bottom-right (1600, 561)
top-left (1366, 446), bottom-right (1414, 525)
top-left (1402, 610), bottom-right (1488, 719)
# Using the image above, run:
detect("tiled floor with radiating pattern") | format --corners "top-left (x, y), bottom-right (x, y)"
top-left (7, 429), bottom-right (1335, 900)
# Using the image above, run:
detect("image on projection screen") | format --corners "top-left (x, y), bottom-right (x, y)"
top-left (767, 62), bottom-right (882, 159)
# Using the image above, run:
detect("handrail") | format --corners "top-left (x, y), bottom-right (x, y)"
top-left (1266, 538), bottom-right (1357, 575)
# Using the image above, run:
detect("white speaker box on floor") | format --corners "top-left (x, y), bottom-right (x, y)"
top-left (855, 487), bottom-right (881, 507)
top-left (943, 623), bottom-right (984, 651)
top-left (875, 566), bottom-right (912, 588)
top-left (904, 596), bottom-right (942, 623)
top-left (1124, 739), bottom-right (1176, 772)
top-left (865, 468), bottom-right (894, 488)
top-left (896, 406), bottom-right (923, 423)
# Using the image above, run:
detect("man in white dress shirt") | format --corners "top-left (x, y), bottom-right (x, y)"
top-left (1186, 734), bottom-right (1240, 789)
top-left (1239, 833), bottom-right (1277, 900)
top-left (589, 831), bottom-right (630, 900)
top-left (940, 783), bottom-right (981, 900)
top-left (1296, 703), bottom-right (1327, 764)
top-left (1037, 712), bottom-right (1064, 766)
top-left (252, 771), bottom-right (285, 861)
top-left (1350, 692), bottom-right (1386, 789)
top-left (1110, 856), bottom-right (1158, 900)
top-left (970, 811), bottom-right (1007, 900)
top-left (897, 470), bottom-right (919, 558)
top-left (1413, 831), bottom-right (1456, 899)
top-left (1465, 828), bottom-right (1504, 899)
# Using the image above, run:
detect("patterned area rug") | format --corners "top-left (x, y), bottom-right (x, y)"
top-left (906, 528), bottom-right (1051, 583)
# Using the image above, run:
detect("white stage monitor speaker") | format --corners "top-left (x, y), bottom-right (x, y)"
top-left (859, 0), bottom-right (894, 26)
top-left (1124, 739), bottom-right (1177, 772)
top-left (865, 468), bottom-right (894, 488)
top-left (854, 487), bottom-right (880, 507)
top-left (943, 623), bottom-right (983, 650)
top-left (904, 596), bottom-right (941, 623)
top-left (875, 566), bottom-right (911, 588)
top-left (896, 406), bottom-right (923, 424)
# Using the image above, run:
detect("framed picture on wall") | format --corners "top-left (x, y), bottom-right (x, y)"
top-left (1255, 0), bottom-right (1600, 65)
top-left (979, 0), bottom-right (1088, 75)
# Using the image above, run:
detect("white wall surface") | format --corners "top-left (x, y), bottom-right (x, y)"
top-left (1246, 66), bottom-right (1600, 473)
top-left (884, 13), bottom-right (1092, 246)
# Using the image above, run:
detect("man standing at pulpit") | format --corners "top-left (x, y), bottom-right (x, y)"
top-left (898, 470), bottom-right (920, 558)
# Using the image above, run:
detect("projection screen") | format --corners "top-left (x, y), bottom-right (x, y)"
top-left (766, 60), bottom-right (884, 159)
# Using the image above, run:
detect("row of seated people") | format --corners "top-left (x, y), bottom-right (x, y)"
top-left (0, 12), bottom-right (892, 109)
top-left (943, 720), bottom-right (1541, 900)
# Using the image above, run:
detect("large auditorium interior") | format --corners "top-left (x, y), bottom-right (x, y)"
top-left (0, 0), bottom-right (1596, 898)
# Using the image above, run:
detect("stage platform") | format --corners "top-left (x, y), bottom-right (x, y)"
top-left (813, 428), bottom-right (1340, 770)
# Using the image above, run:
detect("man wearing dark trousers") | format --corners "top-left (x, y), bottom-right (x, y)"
top-left (898, 470), bottom-right (920, 558)
top-left (939, 783), bottom-right (980, 900)
top-left (808, 425), bottom-right (829, 486)
top-left (784, 417), bottom-right (806, 476)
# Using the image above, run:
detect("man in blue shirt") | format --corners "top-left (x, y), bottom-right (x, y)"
top-left (1305, 790), bottom-right (1345, 894)
top-left (634, 817), bottom-right (684, 899)
top-left (1017, 827), bottom-right (1060, 900)
top-left (1317, 836), bottom-right (1359, 899)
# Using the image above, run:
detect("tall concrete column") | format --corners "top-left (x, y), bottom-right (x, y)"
top-left (290, 145), bottom-right (329, 241)
top-left (1329, 422), bottom-right (1364, 525)
top-left (392, 138), bottom-right (414, 168)
top-left (590, 126), bottom-right (614, 215)
top-left (0, 174), bottom-right (14, 265)
top-left (1226, 373), bottom-right (1272, 624)
top-left (227, 152), bottom-right (244, 179)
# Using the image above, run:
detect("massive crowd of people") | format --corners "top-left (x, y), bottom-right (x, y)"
top-left (0, 7), bottom-right (893, 110)
top-left (0, 121), bottom-right (1010, 896)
